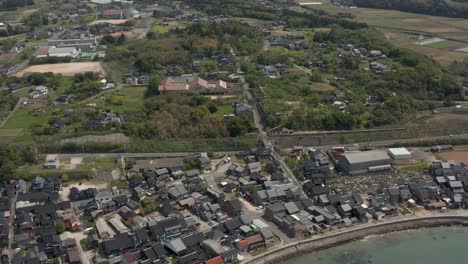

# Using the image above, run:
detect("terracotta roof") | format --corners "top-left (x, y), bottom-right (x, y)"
top-left (238, 240), bottom-right (248, 247)
top-left (158, 77), bottom-right (189, 91)
top-left (102, 9), bottom-right (122, 16)
top-left (190, 77), bottom-right (208, 88)
top-left (244, 234), bottom-right (264, 244)
top-left (33, 46), bottom-right (49, 57)
top-left (204, 256), bottom-right (224, 264)
top-left (66, 247), bottom-right (81, 263)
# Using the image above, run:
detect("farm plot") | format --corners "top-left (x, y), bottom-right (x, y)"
top-left (437, 149), bottom-right (468, 163)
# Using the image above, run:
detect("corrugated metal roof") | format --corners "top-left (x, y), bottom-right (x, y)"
top-left (344, 150), bottom-right (389, 164)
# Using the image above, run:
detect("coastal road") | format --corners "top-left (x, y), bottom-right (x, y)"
top-left (243, 210), bottom-right (468, 264)
top-left (239, 195), bottom-right (292, 244)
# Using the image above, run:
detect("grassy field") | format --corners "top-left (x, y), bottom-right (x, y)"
top-left (151, 20), bottom-right (191, 34)
top-left (311, 82), bottom-right (335, 92)
top-left (85, 86), bottom-right (146, 112)
top-left (394, 161), bottom-right (429, 173)
top-left (426, 40), bottom-right (460, 48)
top-left (1, 107), bottom-right (49, 141)
top-left (129, 136), bottom-right (260, 152)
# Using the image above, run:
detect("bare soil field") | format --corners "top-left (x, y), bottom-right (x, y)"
top-left (60, 133), bottom-right (130, 144)
top-left (96, 31), bottom-right (138, 39)
top-left (88, 19), bottom-right (129, 25)
top-left (409, 113), bottom-right (468, 130)
top-left (0, 128), bottom-right (23, 137)
top-left (0, 53), bottom-right (15, 63)
top-left (15, 62), bottom-right (107, 77)
top-left (436, 149), bottom-right (468, 163)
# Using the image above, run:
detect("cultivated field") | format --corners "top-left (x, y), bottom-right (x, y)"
top-left (15, 62), bottom-right (108, 77)
top-left (437, 148), bottom-right (468, 163)
top-left (301, 1), bottom-right (468, 64)
top-left (311, 82), bottom-right (335, 92)
top-left (60, 133), bottom-right (130, 145)
top-left (408, 113), bottom-right (468, 130)
top-left (96, 31), bottom-right (139, 39)
top-left (88, 19), bottom-right (129, 25)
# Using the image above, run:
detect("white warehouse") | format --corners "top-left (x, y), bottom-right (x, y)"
top-left (388, 148), bottom-right (412, 160)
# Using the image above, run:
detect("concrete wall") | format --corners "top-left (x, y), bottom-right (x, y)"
top-left (243, 215), bottom-right (468, 264)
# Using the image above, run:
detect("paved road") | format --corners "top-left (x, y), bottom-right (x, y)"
top-left (263, 39), bottom-right (270, 51)
top-left (235, 53), bottom-right (305, 196)
top-left (136, 16), bottom-right (155, 40)
top-left (53, 151), bottom-right (241, 159)
top-left (7, 59), bottom-right (30, 76)
top-left (7, 194), bottom-right (16, 264)
top-left (0, 97), bottom-right (27, 129)
top-left (202, 162), bottom-right (231, 193)
top-left (240, 196), bottom-right (292, 244)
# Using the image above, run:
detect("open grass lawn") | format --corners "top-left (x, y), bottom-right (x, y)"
top-left (216, 104), bottom-right (234, 116)
top-left (47, 77), bottom-right (74, 100)
top-left (234, 17), bottom-right (269, 25)
top-left (212, 96), bottom-right (244, 117)
top-left (151, 20), bottom-right (191, 34)
top-left (426, 40), bottom-right (460, 48)
top-left (311, 82), bottom-right (335, 92)
top-left (2, 107), bottom-right (47, 129)
top-left (85, 86), bottom-right (146, 113)
top-left (394, 161), bottom-right (429, 173)
top-left (2, 107), bottom-right (49, 141)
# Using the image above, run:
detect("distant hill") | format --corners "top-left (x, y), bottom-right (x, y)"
top-left (354, 0), bottom-right (468, 18)
top-left (0, 0), bottom-right (35, 11)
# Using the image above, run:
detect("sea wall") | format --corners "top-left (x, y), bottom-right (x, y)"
top-left (244, 215), bottom-right (468, 264)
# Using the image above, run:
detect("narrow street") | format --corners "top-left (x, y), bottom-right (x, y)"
top-left (7, 195), bottom-right (16, 264)
top-left (234, 51), bottom-right (305, 197)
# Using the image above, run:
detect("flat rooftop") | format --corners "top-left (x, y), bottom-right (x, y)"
top-left (343, 150), bottom-right (390, 164)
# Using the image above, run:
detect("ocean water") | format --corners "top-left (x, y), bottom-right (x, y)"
top-left (282, 227), bottom-right (468, 264)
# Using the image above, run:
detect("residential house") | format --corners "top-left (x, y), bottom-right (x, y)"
top-left (222, 199), bottom-right (242, 217)
top-left (29, 85), bottom-right (49, 99)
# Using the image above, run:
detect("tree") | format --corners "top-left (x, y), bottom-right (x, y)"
top-left (206, 101), bottom-right (218, 113)
top-left (340, 57), bottom-right (359, 70)
top-left (190, 105), bottom-right (210, 121)
top-left (56, 220), bottom-right (65, 234)
top-left (146, 73), bottom-right (162, 97)
top-left (62, 173), bottom-right (69, 183)
top-left (227, 116), bottom-right (254, 137)
top-left (309, 70), bottom-right (322, 82)
top-left (117, 33), bottom-right (126, 45)
top-left (140, 197), bottom-right (157, 215)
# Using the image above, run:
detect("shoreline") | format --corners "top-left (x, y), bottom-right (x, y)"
top-left (243, 214), bottom-right (468, 264)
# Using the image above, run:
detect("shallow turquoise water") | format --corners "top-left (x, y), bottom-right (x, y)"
top-left (282, 227), bottom-right (468, 264)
